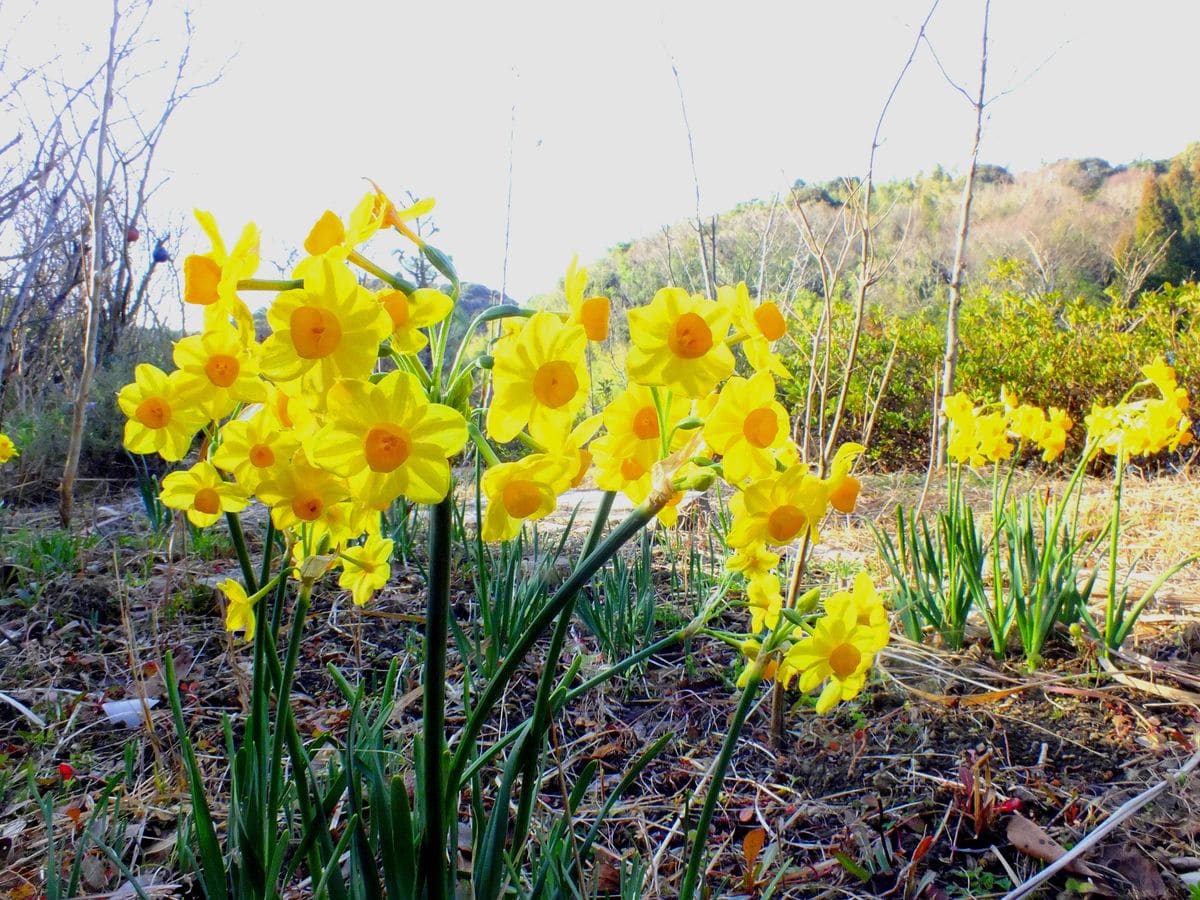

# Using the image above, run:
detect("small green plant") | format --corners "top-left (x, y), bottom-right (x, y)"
top-left (577, 529), bottom-right (657, 671)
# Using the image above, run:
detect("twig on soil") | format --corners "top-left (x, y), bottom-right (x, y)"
top-left (1002, 746), bottom-right (1200, 899)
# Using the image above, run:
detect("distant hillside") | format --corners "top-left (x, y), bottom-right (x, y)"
top-left (535, 146), bottom-right (1200, 324)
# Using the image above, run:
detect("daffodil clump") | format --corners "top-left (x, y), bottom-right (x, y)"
top-left (119, 182), bottom-right (882, 716)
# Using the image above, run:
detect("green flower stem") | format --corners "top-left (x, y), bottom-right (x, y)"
top-left (773, 530), bottom-right (813, 746)
top-left (421, 496), bottom-right (454, 900)
top-left (1104, 448), bottom-right (1126, 650)
top-left (467, 422), bottom-right (502, 467)
top-left (578, 490), bottom-right (616, 562)
top-left (235, 278), bottom-right (302, 292)
top-left (347, 250), bottom-right (416, 294)
top-left (258, 520), bottom-right (276, 591)
top-left (225, 511), bottom-right (258, 595)
top-left (679, 653), bottom-right (767, 899)
top-left (446, 492), bottom-right (669, 796)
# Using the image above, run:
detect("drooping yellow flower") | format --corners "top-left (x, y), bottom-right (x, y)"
top-left (159, 461), bottom-right (250, 527)
top-left (117, 364), bottom-right (207, 462)
top-left (380, 287), bottom-right (454, 354)
top-left (0, 433), bottom-right (18, 464)
top-left (626, 287), bottom-right (734, 398)
top-left (564, 257), bottom-right (610, 342)
top-left (486, 311), bottom-right (590, 444)
top-left (308, 372), bottom-right (468, 507)
top-left (480, 453), bottom-right (572, 542)
top-left (338, 533), bottom-right (394, 606)
top-left (822, 572), bottom-right (890, 652)
top-left (703, 371), bottom-right (791, 483)
top-left (172, 325), bottom-right (266, 419)
top-left (211, 407), bottom-right (300, 492)
top-left (726, 465), bottom-right (829, 549)
top-left (259, 255), bottom-right (390, 391)
top-left (746, 572), bottom-right (784, 632)
top-left (183, 211), bottom-right (259, 338)
top-left (727, 282), bottom-right (790, 379)
top-left (218, 579), bottom-right (256, 641)
top-left (365, 181), bottom-right (435, 246)
top-left (256, 451), bottom-right (351, 533)
top-left (780, 604), bottom-right (885, 713)
top-left (823, 442), bottom-right (866, 514)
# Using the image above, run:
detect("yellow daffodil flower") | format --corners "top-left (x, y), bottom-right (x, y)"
top-left (703, 371), bottom-right (791, 483)
top-left (184, 210), bottom-right (259, 338)
top-left (626, 287), bottom-right (734, 398)
top-left (727, 464), bottom-right (829, 548)
top-left (564, 257), bottom-right (610, 342)
top-left (159, 461), bottom-right (250, 527)
top-left (338, 533), bottom-right (394, 606)
top-left (726, 542), bottom-right (781, 581)
top-left (117, 364), bottom-right (207, 462)
top-left (218, 578), bottom-right (256, 641)
top-left (530, 413), bottom-right (603, 491)
top-left (303, 192), bottom-right (388, 257)
top-left (308, 372), bottom-right (468, 508)
top-left (172, 325), bottom-right (267, 419)
top-left (726, 282), bottom-right (790, 379)
top-left (780, 604), bottom-right (885, 713)
top-left (211, 407), bottom-right (300, 493)
top-left (481, 453), bottom-right (572, 542)
top-left (380, 287), bottom-right (454, 354)
top-left (0, 433), bottom-right (18, 464)
top-left (486, 311), bottom-right (590, 444)
top-left (822, 572), bottom-right (890, 652)
top-left (256, 451), bottom-right (351, 533)
top-left (259, 256), bottom-right (391, 392)
top-left (747, 572), bottom-right (784, 632)
top-left (601, 383), bottom-right (689, 469)
top-left (823, 442), bottom-right (865, 514)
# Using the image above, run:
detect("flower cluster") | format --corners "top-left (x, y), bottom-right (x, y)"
top-left (943, 391), bottom-right (1072, 465)
top-left (120, 184), bottom-right (880, 714)
top-left (1084, 358), bottom-right (1192, 457)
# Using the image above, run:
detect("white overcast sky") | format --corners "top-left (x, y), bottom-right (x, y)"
top-left (5, 0), bottom-right (1198, 312)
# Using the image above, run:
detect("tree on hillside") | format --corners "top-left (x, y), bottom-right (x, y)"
top-left (1130, 174), bottom-right (1191, 291)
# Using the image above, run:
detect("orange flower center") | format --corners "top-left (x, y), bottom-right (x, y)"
top-left (135, 396), bottom-right (171, 429)
top-left (275, 393), bottom-right (294, 428)
top-left (753, 302), bottom-right (787, 341)
top-left (580, 296), bottom-right (610, 341)
top-left (363, 424), bottom-right (412, 472)
top-left (532, 361), bottom-right (579, 409)
top-left (766, 504), bottom-right (806, 543)
top-left (632, 406), bottom-right (660, 440)
top-left (184, 255), bottom-right (221, 305)
top-left (303, 210), bottom-right (346, 255)
top-left (620, 457), bottom-right (646, 481)
top-left (193, 487), bottom-right (221, 515)
top-left (204, 354), bottom-right (240, 388)
top-left (828, 476), bottom-right (861, 514)
top-left (290, 305), bottom-right (342, 359)
top-left (291, 494), bottom-right (324, 522)
top-left (668, 312), bottom-right (713, 359)
top-left (829, 641), bottom-right (862, 679)
top-left (742, 407), bottom-right (778, 448)
top-left (381, 291), bottom-right (410, 329)
top-left (502, 479), bottom-right (543, 519)
top-left (249, 443), bottom-right (275, 468)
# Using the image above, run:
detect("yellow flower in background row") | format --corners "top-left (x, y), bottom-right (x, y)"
top-left (727, 282), bottom-right (790, 380)
top-left (727, 464), bottom-right (829, 549)
top-left (626, 287), bottom-right (734, 398)
top-left (824, 442), bottom-right (866, 514)
top-left (381, 287), bottom-right (454, 354)
top-left (183, 210), bottom-right (259, 338)
top-left (172, 325), bottom-right (267, 419)
top-left (0, 433), bottom-right (18, 464)
top-left (486, 311), bottom-right (590, 444)
top-left (780, 604), bottom-right (884, 714)
top-left (160, 461), bottom-right (250, 527)
top-left (747, 573), bottom-right (784, 632)
top-left (823, 571), bottom-right (890, 651)
top-left (601, 383), bottom-right (689, 467)
top-left (481, 453), bottom-right (572, 542)
top-left (726, 542), bottom-right (781, 581)
top-left (259, 255), bottom-right (390, 391)
top-left (211, 407), bottom-right (301, 492)
top-left (303, 191), bottom-right (387, 257)
top-left (118, 364), bottom-right (207, 462)
top-left (256, 451), bottom-right (351, 533)
top-left (564, 257), bottom-right (610, 342)
top-left (218, 579), bottom-right (256, 641)
top-left (308, 372), bottom-right (468, 507)
top-left (338, 533), bottom-right (394, 606)
top-left (703, 371), bottom-right (791, 483)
